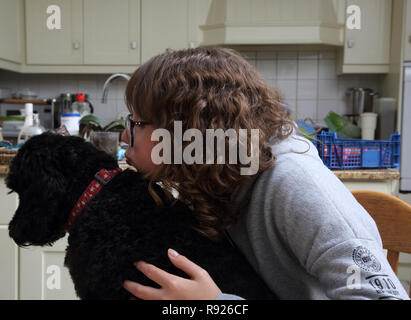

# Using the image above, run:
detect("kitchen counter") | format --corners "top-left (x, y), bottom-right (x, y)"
top-left (0, 165), bottom-right (8, 176)
top-left (0, 159), bottom-right (133, 177)
top-left (332, 169), bottom-right (400, 180)
top-left (0, 159), bottom-right (400, 180)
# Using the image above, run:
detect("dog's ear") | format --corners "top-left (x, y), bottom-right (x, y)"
top-left (6, 133), bottom-right (71, 246)
top-left (8, 168), bottom-right (69, 247)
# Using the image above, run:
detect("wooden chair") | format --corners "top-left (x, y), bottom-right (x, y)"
top-left (352, 190), bottom-right (411, 297)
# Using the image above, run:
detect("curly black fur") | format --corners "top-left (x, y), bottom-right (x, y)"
top-left (6, 132), bottom-right (277, 300)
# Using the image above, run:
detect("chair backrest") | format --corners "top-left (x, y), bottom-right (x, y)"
top-left (352, 190), bottom-right (411, 297)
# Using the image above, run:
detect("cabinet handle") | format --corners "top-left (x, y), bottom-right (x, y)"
top-left (73, 42), bottom-right (80, 50)
top-left (347, 39), bottom-right (355, 48)
top-left (408, 35), bottom-right (411, 44)
top-left (130, 41), bottom-right (137, 49)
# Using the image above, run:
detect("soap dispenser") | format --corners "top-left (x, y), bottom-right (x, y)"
top-left (17, 103), bottom-right (46, 144)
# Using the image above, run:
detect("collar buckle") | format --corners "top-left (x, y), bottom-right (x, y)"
top-left (94, 169), bottom-right (113, 185)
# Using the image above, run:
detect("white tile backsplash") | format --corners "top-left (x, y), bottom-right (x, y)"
top-left (318, 79), bottom-right (339, 100)
top-left (319, 50), bottom-right (336, 60)
top-left (277, 51), bottom-right (298, 60)
top-left (239, 49), bottom-right (382, 124)
top-left (277, 60), bottom-right (298, 80)
top-left (0, 70), bottom-right (126, 126)
top-left (256, 51), bottom-right (277, 60)
top-left (297, 80), bottom-right (318, 100)
top-left (277, 80), bottom-right (297, 100)
top-left (256, 60), bottom-right (276, 80)
top-left (318, 100), bottom-right (340, 121)
top-left (297, 100), bottom-right (317, 120)
top-left (78, 75), bottom-right (98, 99)
top-left (319, 59), bottom-right (337, 79)
top-left (1, 49), bottom-right (383, 125)
top-left (298, 60), bottom-right (318, 80)
top-left (298, 51), bottom-right (318, 60)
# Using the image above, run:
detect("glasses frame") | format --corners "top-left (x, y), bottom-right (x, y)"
top-left (126, 114), bottom-right (150, 147)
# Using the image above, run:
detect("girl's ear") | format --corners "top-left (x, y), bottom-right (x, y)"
top-left (8, 172), bottom-right (69, 247)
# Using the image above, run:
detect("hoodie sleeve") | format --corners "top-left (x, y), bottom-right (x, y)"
top-left (268, 145), bottom-right (410, 300)
top-left (307, 237), bottom-right (409, 300)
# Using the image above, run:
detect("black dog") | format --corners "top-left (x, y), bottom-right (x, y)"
top-left (6, 132), bottom-right (277, 300)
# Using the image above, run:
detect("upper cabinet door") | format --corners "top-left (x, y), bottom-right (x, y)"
top-left (141, 0), bottom-right (191, 63)
top-left (25, 0), bottom-right (83, 65)
top-left (83, 0), bottom-right (140, 65)
top-left (403, 0), bottom-right (411, 62)
top-left (344, 0), bottom-right (392, 65)
top-left (0, 0), bottom-right (24, 64)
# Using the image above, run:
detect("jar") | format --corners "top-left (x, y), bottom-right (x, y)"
top-left (61, 113), bottom-right (81, 136)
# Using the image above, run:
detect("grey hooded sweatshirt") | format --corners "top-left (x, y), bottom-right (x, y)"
top-left (220, 132), bottom-right (409, 300)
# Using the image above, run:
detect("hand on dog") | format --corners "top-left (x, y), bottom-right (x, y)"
top-left (123, 248), bottom-right (222, 300)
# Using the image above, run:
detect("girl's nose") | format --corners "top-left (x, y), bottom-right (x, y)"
top-left (120, 129), bottom-right (128, 144)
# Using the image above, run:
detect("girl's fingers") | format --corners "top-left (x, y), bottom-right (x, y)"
top-left (135, 261), bottom-right (181, 289)
top-left (123, 279), bottom-right (162, 300)
top-left (167, 248), bottom-right (207, 280)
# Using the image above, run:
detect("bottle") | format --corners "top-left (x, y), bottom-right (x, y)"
top-left (62, 93), bottom-right (72, 114)
top-left (23, 103), bottom-right (33, 127)
top-left (17, 103), bottom-right (33, 143)
top-left (71, 93), bottom-right (91, 118)
top-left (17, 109), bottom-right (46, 144)
top-left (60, 93), bottom-right (81, 136)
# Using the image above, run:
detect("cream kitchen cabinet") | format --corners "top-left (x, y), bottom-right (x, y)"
top-left (0, 0), bottom-right (24, 72)
top-left (0, 177), bottom-right (18, 300)
top-left (83, 0), bottom-right (140, 65)
top-left (337, 0), bottom-right (392, 74)
top-left (24, 0), bottom-right (139, 70)
top-left (403, 0), bottom-right (411, 62)
top-left (141, 0), bottom-right (197, 64)
top-left (19, 235), bottom-right (79, 300)
top-left (25, 0), bottom-right (83, 65)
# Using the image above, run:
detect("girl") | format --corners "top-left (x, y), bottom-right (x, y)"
top-left (121, 47), bottom-right (409, 300)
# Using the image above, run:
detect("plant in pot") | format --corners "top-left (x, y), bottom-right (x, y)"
top-left (79, 115), bottom-right (126, 159)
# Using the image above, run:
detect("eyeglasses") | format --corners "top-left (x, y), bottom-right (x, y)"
top-left (126, 114), bottom-right (150, 147)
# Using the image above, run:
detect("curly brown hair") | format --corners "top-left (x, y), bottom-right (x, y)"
top-left (125, 47), bottom-right (295, 241)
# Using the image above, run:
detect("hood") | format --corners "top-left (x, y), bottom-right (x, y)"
top-left (200, 0), bottom-right (344, 46)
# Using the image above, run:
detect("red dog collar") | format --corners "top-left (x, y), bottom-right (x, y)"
top-left (66, 168), bottom-right (122, 229)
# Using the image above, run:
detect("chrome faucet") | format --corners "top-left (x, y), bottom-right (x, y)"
top-left (101, 73), bottom-right (131, 103)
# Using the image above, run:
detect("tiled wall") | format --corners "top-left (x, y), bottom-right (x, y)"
top-left (0, 71), bottom-right (129, 126)
top-left (240, 49), bottom-right (383, 126)
top-left (0, 49), bottom-right (383, 126)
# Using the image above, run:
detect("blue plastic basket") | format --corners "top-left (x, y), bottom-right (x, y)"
top-left (314, 131), bottom-right (401, 170)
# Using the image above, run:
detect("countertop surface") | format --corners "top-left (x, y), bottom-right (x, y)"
top-left (0, 160), bottom-right (400, 180)
top-left (331, 168), bottom-right (400, 180)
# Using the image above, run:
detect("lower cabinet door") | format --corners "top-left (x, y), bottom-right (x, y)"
top-left (0, 177), bottom-right (18, 299)
top-left (19, 235), bottom-right (79, 300)
top-left (0, 226), bottom-right (18, 300)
